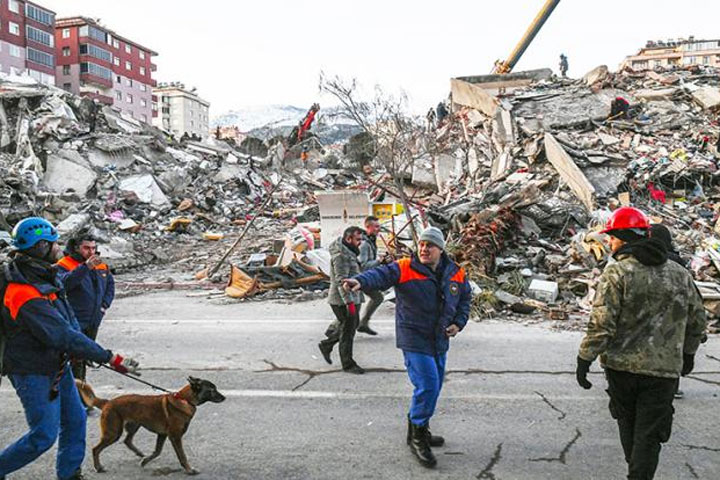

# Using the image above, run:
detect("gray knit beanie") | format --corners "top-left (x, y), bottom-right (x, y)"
top-left (419, 227), bottom-right (445, 250)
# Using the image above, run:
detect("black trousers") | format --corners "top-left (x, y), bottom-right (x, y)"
top-left (320, 305), bottom-right (358, 369)
top-left (605, 368), bottom-right (678, 480)
top-left (71, 326), bottom-right (98, 382)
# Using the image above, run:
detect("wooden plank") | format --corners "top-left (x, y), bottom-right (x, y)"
top-left (544, 133), bottom-right (596, 211)
top-left (450, 78), bottom-right (499, 117)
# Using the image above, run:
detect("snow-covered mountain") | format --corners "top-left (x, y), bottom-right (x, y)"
top-left (211, 105), bottom-right (362, 144)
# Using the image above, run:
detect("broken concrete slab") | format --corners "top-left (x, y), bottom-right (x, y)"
top-left (43, 152), bottom-right (97, 196)
top-left (119, 174), bottom-right (170, 207)
top-left (634, 88), bottom-right (678, 101)
top-left (544, 133), bottom-right (596, 211)
top-left (56, 213), bottom-right (91, 236)
top-left (582, 65), bottom-right (609, 87)
top-left (691, 86), bottom-right (720, 110)
top-left (450, 78), bottom-right (500, 117)
top-left (455, 69), bottom-right (553, 96)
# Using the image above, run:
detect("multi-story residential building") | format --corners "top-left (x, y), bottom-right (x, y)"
top-left (54, 17), bottom-right (157, 123)
top-left (0, 0), bottom-right (56, 85)
top-left (621, 37), bottom-right (720, 71)
top-left (153, 82), bottom-right (210, 139)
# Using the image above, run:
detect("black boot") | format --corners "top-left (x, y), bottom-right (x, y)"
top-left (407, 416), bottom-right (444, 447)
top-left (318, 342), bottom-right (332, 364)
top-left (409, 422), bottom-right (437, 468)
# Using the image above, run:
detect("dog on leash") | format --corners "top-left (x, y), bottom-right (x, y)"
top-left (77, 377), bottom-right (225, 475)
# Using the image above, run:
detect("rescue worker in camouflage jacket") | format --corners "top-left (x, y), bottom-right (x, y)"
top-left (576, 207), bottom-right (706, 480)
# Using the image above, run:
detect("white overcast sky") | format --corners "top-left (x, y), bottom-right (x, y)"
top-left (42, 0), bottom-right (719, 116)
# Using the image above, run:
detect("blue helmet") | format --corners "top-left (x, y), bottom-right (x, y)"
top-left (11, 217), bottom-right (58, 250)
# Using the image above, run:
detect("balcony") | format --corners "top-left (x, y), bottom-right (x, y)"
top-left (80, 92), bottom-right (114, 105)
top-left (80, 72), bottom-right (113, 89)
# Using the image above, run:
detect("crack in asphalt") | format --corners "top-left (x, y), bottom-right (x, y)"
top-left (682, 444), bottom-right (720, 453)
top-left (476, 443), bottom-right (503, 479)
top-left (534, 391), bottom-right (567, 421)
top-left (685, 462), bottom-right (700, 479)
top-left (529, 428), bottom-right (582, 465)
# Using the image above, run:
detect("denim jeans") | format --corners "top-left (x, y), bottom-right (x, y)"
top-left (403, 351), bottom-right (447, 427)
top-left (0, 367), bottom-right (86, 479)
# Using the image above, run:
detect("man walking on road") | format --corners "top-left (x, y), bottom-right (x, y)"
top-left (56, 232), bottom-right (115, 382)
top-left (344, 227), bottom-right (471, 468)
top-left (0, 217), bottom-right (138, 480)
top-left (326, 216), bottom-right (388, 337)
top-left (318, 226), bottom-right (365, 374)
top-left (576, 207), bottom-right (706, 480)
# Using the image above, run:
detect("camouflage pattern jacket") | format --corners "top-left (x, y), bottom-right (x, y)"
top-left (327, 237), bottom-right (363, 307)
top-left (579, 253), bottom-right (706, 378)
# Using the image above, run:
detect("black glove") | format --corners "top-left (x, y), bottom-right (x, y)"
top-left (576, 356), bottom-right (593, 389)
top-left (681, 354), bottom-right (694, 376)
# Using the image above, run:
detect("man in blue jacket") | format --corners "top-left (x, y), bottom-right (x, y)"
top-left (0, 217), bottom-right (138, 480)
top-left (344, 227), bottom-right (471, 468)
top-left (56, 232), bottom-right (115, 381)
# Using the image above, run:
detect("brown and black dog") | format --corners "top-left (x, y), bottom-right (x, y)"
top-left (77, 377), bottom-right (225, 475)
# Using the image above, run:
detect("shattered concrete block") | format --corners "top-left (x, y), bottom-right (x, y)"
top-left (411, 156), bottom-right (437, 190)
top-left (528, 279), bottom-right (559, 303)
top-left (634, 88), bottom-right (678, 101)
top-left (119, 175), bottom-right (170, 207)
top-left (56, 213), bottom-right (91, 236)
top-left (582, 65), bottom-right (609, 87)
top-left (43, 152), bottom-right (97, 196)
top-left (692, 86), bottom-right (720, 111)
top-left (434, 153), bottom-right (460, 192)
top-left (494, 289), bottom-right (522, 305)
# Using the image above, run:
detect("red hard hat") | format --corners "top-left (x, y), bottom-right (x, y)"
top-left (601, 206), bottom-right (650, 234)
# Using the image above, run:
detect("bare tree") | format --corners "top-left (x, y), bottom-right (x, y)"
top-left (319, 73), bottom-right (440, 247)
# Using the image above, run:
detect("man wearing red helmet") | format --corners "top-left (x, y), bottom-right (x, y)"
top-left (576, 206), bottom-right (706, 480)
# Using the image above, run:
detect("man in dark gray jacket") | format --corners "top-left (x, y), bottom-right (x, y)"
top-left (318, 226), bottom-right (365, 374)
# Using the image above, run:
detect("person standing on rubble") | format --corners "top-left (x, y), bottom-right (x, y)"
top-left (559, 54), bottom-right (569, 77)
top-left (436, 102), bottom-right (449, 126)
top-left (0, 217), bottom-right (138, 480)
top-left (576, 207), bottom-right (706, 480)
top-left (318, 226), bottom-right (365, 374)
top-left (56, 232), bottom-right (115, 382)
top-left (343, 227), bottom-right (471, 469)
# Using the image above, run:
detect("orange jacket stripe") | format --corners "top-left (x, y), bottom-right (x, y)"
top-left (56, 256), bottom-right (108, 271)
top-left (397, 258), bottom-right (429, 284)
top-left (4, 284), bottom-right (58, 321)
top-left (450, 269), bottom-right (466, 283)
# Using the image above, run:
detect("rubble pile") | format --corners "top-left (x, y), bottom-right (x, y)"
top-left (419, 65), bottom-right (720, 327)
top-left (0, 76), bottom-right (362, 290)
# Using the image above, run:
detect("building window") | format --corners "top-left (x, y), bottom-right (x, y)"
top-left (87, 26), bottom-right (107, 43)
top-left (116, 75), bottom-right (121, 83)
top-left (114, 56), bottom-right (120, 66)
top-left (116, 91), bottom-right (122, 100)
top-left (140, 98), bottom-right (147, 107)
top-left (63, 83), bottom-right (71, 91)
top-left (62, 65), bottom-right (71, 75)
top-left (113, 39), bottom-right (119, 49)
top-left (27, 26), bottom-right (54, 47)
top-left (125, 61), bottom-right (132, 70)
top-left (80, 62), bottom-right (112, 80)
top-left (62, 47), bottom-right (71, 57)
top-left (126, 94), bottom-right (133, 104)
top-left (62, 28), bottom-right (71, 39)
top-left (139, 83), bottom-right (147, 92)
top-left (142, 114), bottom-right (148, 123)
top-left (703, 56), bottom-right (710, 65)
top-left (80, 44), bottom-right (112, 63)
top-left (27, 48), bottom-right (54, 68)
top-left (9, 22), bottom-right (20, 36)
top-left (139, 51), bottom-right (146, 60)
top-left (9, 0), bottom-right (20, 13)
top-left (9, 45), bottom-right (23, 58)
top-left (139, 66), bottom-right (146, 76)
top-left (125, 78), bottom-right (133, 87)
top-left (125, 44), bottom-right (131, 54)
top-left (25, 4), bottom-right (55, 26)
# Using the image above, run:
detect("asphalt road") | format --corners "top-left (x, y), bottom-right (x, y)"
top-left (1, 291), bottom-right (719, 479)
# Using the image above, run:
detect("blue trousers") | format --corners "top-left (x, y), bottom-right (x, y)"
top-left (0, 367), bottom-right (86, 480)
top-left (403, 351), bottom-right (447, 427)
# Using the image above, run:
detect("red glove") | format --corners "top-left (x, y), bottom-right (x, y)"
top-left (347, 303), bottom-right (357, 316)
top-left (110, 354), bottom-right (139, 375)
